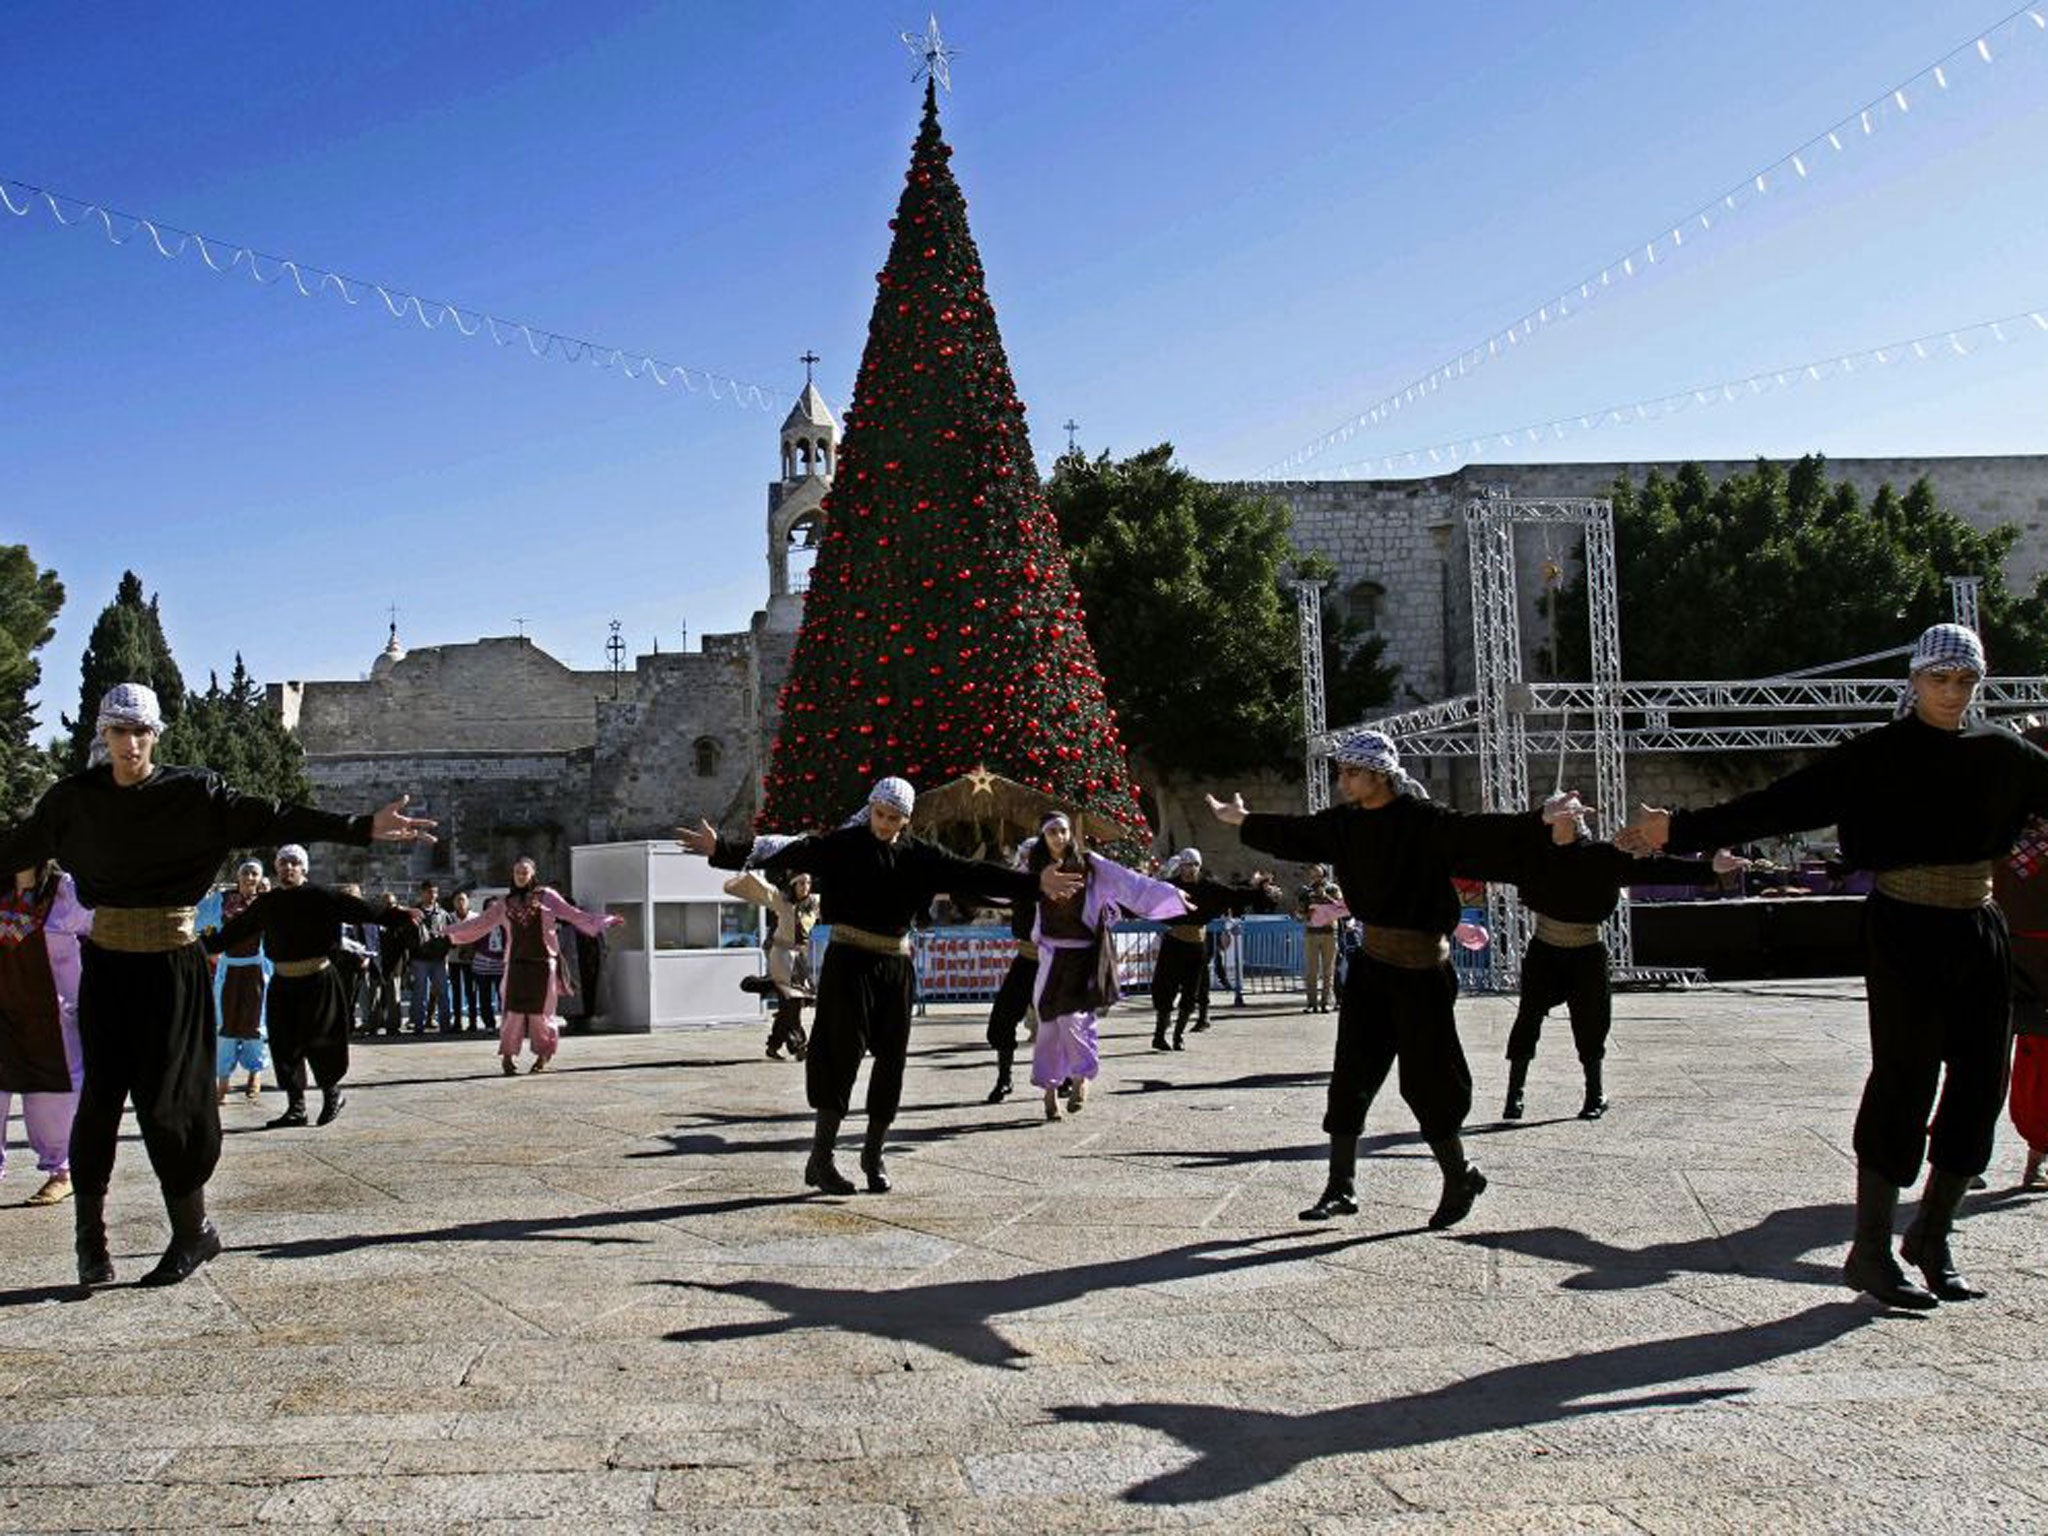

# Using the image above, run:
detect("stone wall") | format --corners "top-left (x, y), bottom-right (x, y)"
top-left (281, 638), bottom-right (613, 756)
top-left (298, 749), bottom-right (593, 898)
top-left (590, 638), bottom-right (761, 843)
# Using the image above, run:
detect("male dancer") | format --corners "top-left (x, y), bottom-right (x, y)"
top-left (679, 777), bottom-right (1080, 1195)
top-left (724, 866), bottom-right (819, 1061)
top-left (981, 838), bottom-right (1040, 1103)
top-left (1621, 624), bottom-right (2048, 1307)
top-left (1503, 792), bottom-right (1743, 1121)
top-left (0, 684), bottom-right (434, 1287)
top-left (1151, 849), bottom-right (1271, 1051)
top-left (1207, 729), bottom-right (1527, 1230)
top-left (205, 845), bottom-right (419, 1128)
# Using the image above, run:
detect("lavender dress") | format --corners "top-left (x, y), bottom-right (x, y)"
top-left (1029, 855), bottom-right (1189, 1089)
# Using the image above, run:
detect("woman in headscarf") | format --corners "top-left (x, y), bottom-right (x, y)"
top-left (1621, 623), bottom-right (2048, 1307)
top-left (0, 860), bottom-right (92, 1206)
top-left (198, 859), bottom-right (270, 1105)
top-left (1024, 813), bottom-right (1190, 1121)
top-left (444, 856), bottom-right (621, 1077)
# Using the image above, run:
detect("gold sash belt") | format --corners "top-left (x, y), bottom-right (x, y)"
top-left (1875, 862), bottom-right (1995, 910)
top-left (1532, 914), bottom-right (1604, 949)
top-left (1015, 940), bottom-right (1040, 962)
top-left (89, 906), bottom-right (198, 953)
top-left (828, 923), bottom-right (912, 958)
top-left (1165, 924), bottom-right (1207, 944)
top-left (271, 957), bottom-right (332, 979)
top-left (1361, 926), bottom-right (1451, 970)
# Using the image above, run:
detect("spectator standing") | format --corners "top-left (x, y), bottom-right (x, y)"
top-left (409, 879), bottom-right (452, 1033)
top-left (446, 891), bottom-right (480, 1032)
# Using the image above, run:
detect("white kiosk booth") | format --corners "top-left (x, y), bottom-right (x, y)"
top-left (569, 841), bottom-right (764, 1031)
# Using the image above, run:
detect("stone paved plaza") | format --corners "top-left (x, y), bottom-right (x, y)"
top-left (1, 981), bottom-right (2044, 1533)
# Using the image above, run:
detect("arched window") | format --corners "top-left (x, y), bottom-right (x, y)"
top-left (1344, 579), bottom-right (1387, 631)
top-left (786, 514), bottom-right (823, 591)
top-left (693, 737), bottom-right (722, 778)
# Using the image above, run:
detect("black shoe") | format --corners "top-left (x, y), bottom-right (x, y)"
top-left (1901, 1169), bottom-right (1987, 1301)
top-left (1191, 1021), bottom-right (1210, 1033)
top-left (1501, 1092), bottom-right (1524, 1122)
top-left (1577, 1094), bottom-right (1608, 1121)
top-left (861, 1156), bottom-right (890, 1194)
top-left (75, 1193), bottom-right (115, 1289)
top-left (1171, 1031), bottom-right (1186, 1051)
top-left (1151, 1032), bottom-right (1170, 1052)
top-left (803, 1152), bottom-right (856, 1196)
top-left (1299, 1187), bottom-right (1359, 1221)
top-left (766, 1046), bottom-right (784, 1060)
top-left (139, 1221), bottom-right (222, 1287)
top-left (1428, 1165), bottom-right (1487, 1231)
top-left (1844, 1240), bottom-right (1939, 1309)
top-left (316, 1091), bottom-right (347, 1126)
top-left (985, 1077), bottom-right (1013, 1105)
top-left (266, 1103), bottom-right (309, 1129)
top-left (138, 1191), bottom-right (223, 1288)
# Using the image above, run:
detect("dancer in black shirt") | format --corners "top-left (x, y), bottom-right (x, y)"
top-left (0, 684), bottom-right (433, 1288)
top-left (1622, 624), bottom-right (2048, 1307)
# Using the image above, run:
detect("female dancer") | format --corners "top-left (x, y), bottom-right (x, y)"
top-left (445, 857), bottom-right (620, 1076)
top-left (199, 860), bottom-right (269, 1103)
top-left (1026, 813), bottom-right (1189, 1119)
top-left (0, 861), bottom-right (92, 1205)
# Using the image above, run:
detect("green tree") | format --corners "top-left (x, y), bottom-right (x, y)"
top-left (1047, 448), bottom-right (1397, 776)
top-left (63, 571), bottom-right (187, 769)
top-left (758, 82), bottom-right (1145, 834)
top-left (0, 545), bottom-right (65, 824)
top-left (164, 655), bottom-right (313, 808)
top-left (1551, 457), bottom-right (2048, 680)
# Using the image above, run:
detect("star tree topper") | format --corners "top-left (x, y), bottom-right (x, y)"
top-left (901, 13), bottom-right (956, 92)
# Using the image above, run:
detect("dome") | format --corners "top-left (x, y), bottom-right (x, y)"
top-left (371, 622), bottom-right (406, 680)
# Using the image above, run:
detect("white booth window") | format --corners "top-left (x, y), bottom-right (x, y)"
top-left (654, 902), bottom-right (725, 951)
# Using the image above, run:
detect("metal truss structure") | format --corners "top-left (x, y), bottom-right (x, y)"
top-left (1308, 488), bottom-right (2048, 993)
top-left (1292, 580), bottom-right (1330, 812)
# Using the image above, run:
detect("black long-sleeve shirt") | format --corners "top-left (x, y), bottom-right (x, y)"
top-left (0, 766), bottom-right (370, 910)
top-left (710, 826), bottom-right (1038, 939)
top-left (204, 884), bottom-right (414, 965)
top-left (1173, 876), bottom-right (1277, 927)
top-left (1239, 798), bottom-right (1531, 938)
top-left (1515, 826), bottom-right (1720, 924)
top-left (1668, 715), bottom-right (2048, 868)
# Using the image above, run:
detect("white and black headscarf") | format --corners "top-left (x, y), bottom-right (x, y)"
top-left (1329, 727), bottom-right (1429, 800)
top-left (1897, 623), bottom-right (1987, 717)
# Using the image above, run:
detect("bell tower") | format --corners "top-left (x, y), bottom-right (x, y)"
top-left (766, 353), bottom-right (839, 632)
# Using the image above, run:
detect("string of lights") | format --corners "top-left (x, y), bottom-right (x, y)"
top-left (1263, 303), bottom-right (2048, 483)
top-left (1260, 4), bottom-right (2048, 478)
top-left (0, 175), bottom-right (793, 412)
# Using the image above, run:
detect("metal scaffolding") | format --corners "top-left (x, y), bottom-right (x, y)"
top-left (1322, 488), bottom-right (2047, 991)
top-left (1292, 579), bottom-right (1330, 812)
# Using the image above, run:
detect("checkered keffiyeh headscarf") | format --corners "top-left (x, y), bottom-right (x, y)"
top-left (1329, 727), bottom-right (1429, 799)
top-left (1162, 847), bottom-right (1204, 880)
top-left (1897, 623), bottom-right (1987, 717)
top-left (868, 777), bottom-right (916, 817)
top-left (88, 682), bottom-right (165, 767)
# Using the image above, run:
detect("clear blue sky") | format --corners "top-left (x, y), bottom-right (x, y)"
top-left (9, 1), bottom-right (2046, 733)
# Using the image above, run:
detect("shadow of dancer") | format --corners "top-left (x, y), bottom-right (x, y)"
top-left (1462, 1201), bottom-right (1852, 1291)
top-left (1056, 1300), bottom-right (1877, 1504)
top-left (662, 1230), bottom-right (1393, 1370)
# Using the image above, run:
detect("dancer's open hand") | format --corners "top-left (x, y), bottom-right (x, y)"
top-left (1616, 807), bottom-right (1671, 854)
top-left (1205, 793), bottom-right (1248, 826)
top-left (1039, 864), bottom-right (1084, 901)
top-left (676, 818), bottom-right (717, 856)
top-left (372, 795), bottom-right (438, 844)
top-left (1710, 849), bottom-right (1749, 875)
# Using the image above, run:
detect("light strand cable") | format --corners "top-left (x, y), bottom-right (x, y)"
top-left (0, 175), bottom-right (791, 412)
top-left (1283, 302), bottom-right (2048, 481)
top-left (1260, 4), bottom-right (2048, 477)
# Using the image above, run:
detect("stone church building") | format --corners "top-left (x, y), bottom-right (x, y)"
top-left (275, 397), bottom-right (2048, 890)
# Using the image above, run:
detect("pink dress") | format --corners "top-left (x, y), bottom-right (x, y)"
top-left (0, 871), bottom-right (92, 1176)
top-left (446, 888), bottom-right (618, 1063)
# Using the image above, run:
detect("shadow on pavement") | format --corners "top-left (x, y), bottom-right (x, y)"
top-left (1055, 1300), bottom-right (1878, 1504)
top-left (236, 1190), bottom-right (815, 1261)
top-left (1460, 1201), bottom-right (1853, 1290)
top-left (661, 1230), bottom-right (1386, 1369)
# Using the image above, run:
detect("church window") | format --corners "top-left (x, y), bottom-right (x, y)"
top-left (693, 736), bottom-right (722, 777)
top-left (1344, 579), bottom-right (1387, 631)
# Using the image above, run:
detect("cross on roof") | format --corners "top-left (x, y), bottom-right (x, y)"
top-left (800, 350), bottom-right (820, 385)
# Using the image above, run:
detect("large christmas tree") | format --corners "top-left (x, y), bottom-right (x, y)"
top-left (759, 81), bottom-right (1148, 838)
